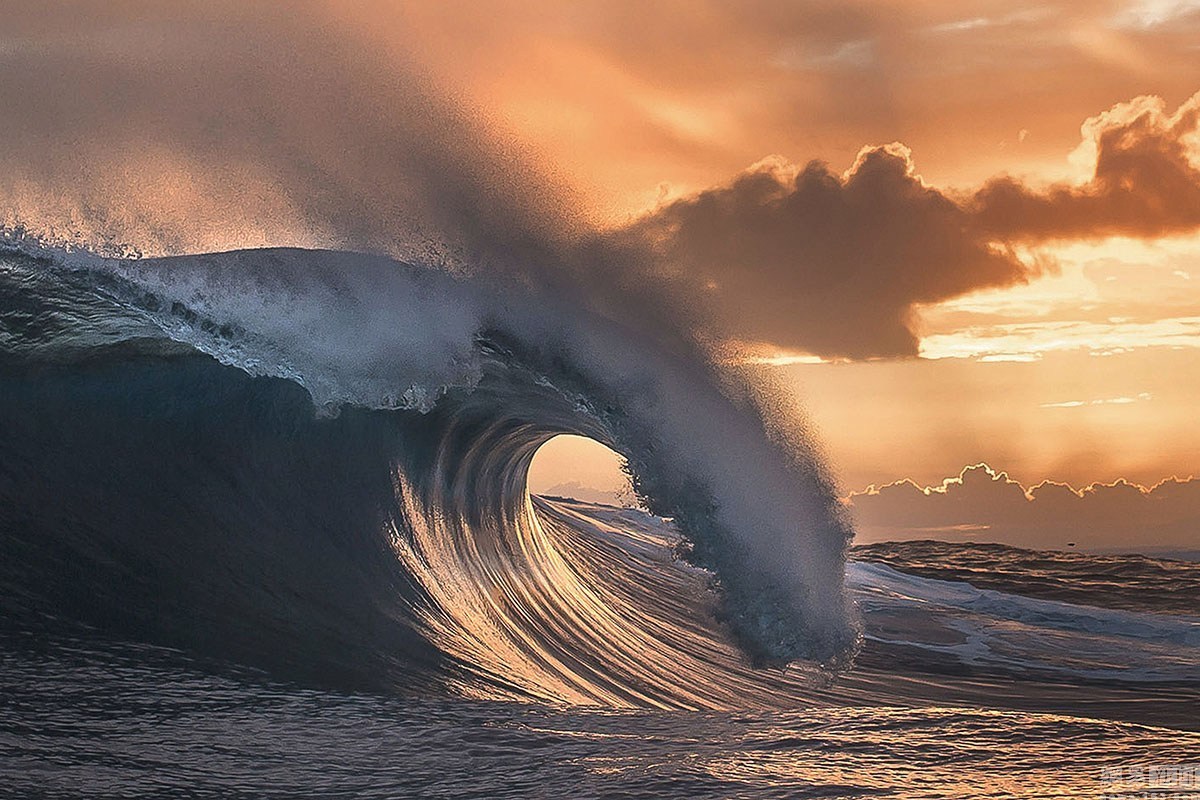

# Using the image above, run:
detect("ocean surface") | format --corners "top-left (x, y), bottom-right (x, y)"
top-left (2, 243), bottom-right (1197, 798)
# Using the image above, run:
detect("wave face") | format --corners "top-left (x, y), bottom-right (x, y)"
top-left (0, 244), bottom-right (860, 708)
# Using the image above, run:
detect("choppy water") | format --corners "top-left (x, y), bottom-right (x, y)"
top-left (4, 634), bottom-right (1198, 799)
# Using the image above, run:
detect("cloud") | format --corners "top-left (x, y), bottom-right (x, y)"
top-left (622, 146), bottom-right (1031, 359)
top-left (1111, 0), bottom-right (1200, 30)
top-left (849, 463), bottom-right (1200, 551)
top-left (624, 91), bottom-right (1200, 359)
top-left (971, 92), bottom-right (1200, 241)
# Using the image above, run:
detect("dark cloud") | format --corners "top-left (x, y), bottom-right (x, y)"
top-left (971, 92), bottom-right (1200, 240)
top-left (625, 92), bottom-right (1200, 360)
top-left (623, 146), bottom-right (1030, 359)
top-left (849, 463), bottom-right (1200, 551)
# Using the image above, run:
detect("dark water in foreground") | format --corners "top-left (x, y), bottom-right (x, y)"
top-left (4, 520), bottom-right (1198, 800)
top-left (4, 633), bottom-right (1198, 800)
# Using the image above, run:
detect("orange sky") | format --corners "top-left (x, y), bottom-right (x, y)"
top-left (383, 0), bottom-right (1200, 498)
top-left (364, 0), bottom-right (1200, 216)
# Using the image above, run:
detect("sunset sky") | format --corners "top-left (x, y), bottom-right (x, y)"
top-left (446, 0), bottom-right (1200, 549)
top-left (4, 0), bottom-right (1199, 550)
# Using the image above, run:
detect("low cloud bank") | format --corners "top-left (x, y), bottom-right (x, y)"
top-left (848, 463), bottom-right (1200, 552)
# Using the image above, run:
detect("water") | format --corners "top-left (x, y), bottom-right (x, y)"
top-left (2, 242), bottom-right (1198, 798)
top-left (4, 637), bottom-right (1197, 799)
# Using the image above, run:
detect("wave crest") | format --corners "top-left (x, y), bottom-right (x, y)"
top-left (0, 244), bottom-right (859, 705)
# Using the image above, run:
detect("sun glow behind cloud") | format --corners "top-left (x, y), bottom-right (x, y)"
top-left (848, 461), bottom-right (1200, 550)
top-left (918, 317), bottom-right (1200, 360)
top-left (917, 237), bottom-right (1200, 360)
top-left (740, 232), bottom-right (1200, 366)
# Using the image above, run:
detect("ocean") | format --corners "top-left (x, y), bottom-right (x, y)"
top-left (2, 243), bottom-right (1197, 798)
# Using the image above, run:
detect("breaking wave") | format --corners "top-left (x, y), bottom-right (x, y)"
top-left (0, 242), bottom-right (860, 708)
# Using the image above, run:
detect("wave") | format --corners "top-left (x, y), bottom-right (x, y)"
top-left (0, 242), bottom-right (859, 708)
top-left (853, 539), bottom-right (1200, 616)
top-left (7, 241), bottom-right (1193, 715)
top-left (847, 560), bottom-right (1200, 684)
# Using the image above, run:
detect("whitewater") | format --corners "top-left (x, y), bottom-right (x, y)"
top-left (2, 242), bottom-right (1198, 798)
